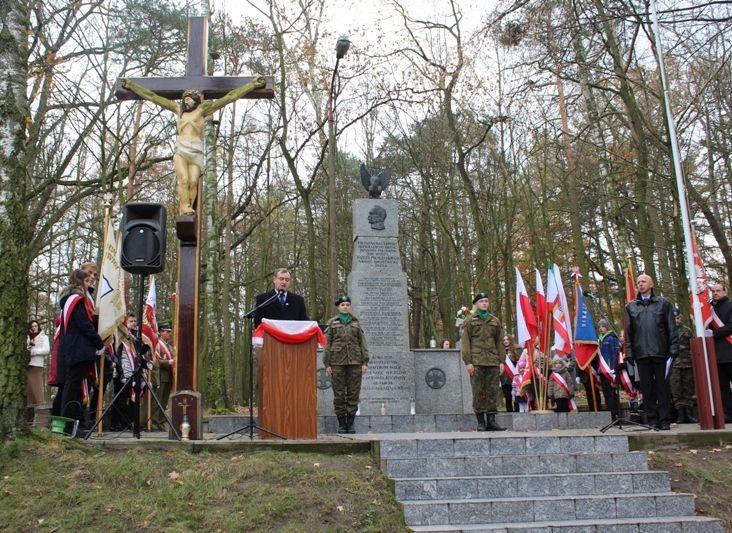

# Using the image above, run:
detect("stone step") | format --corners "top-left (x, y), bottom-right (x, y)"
top-left (393, 471), bottom-right (669, 500)
top-left (408, 515), bottom-right (724, 532)
top-left (382, 451), bottom-right (649, 478)
top-left (206, 411), bottom-right (613, 434)
top-left (377, 434), bottom-right (628, 459)
top-left (401, 492), bottom-right (696, 527)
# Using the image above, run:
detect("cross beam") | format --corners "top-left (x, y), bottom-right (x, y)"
top-left (114, 17), bottom-right (274, 100)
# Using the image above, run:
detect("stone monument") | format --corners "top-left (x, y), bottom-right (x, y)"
top-left (348, 193), bottom-right (414, 414)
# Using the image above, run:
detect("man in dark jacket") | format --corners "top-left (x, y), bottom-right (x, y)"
top-left (253, 268), bottom-right (309, 327)
top-left (624, 274), bottom-right (678, 430)
top-left (710, 284), bottom-right (732, 423)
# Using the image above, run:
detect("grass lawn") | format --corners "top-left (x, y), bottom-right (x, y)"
top-left (0, 432), bottom-right (407, 532)
top-left (648, 444), bottom-right (732, 530)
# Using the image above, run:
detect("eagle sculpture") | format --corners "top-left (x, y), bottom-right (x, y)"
top-left (359, 163), bottom-right (390, 199)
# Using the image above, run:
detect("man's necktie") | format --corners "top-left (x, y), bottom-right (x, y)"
top-left (279, 293), bottom-right (286, 307)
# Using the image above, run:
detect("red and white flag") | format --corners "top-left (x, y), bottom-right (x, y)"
top-left (689, 230), bottom-right (732, 343)
top-left (515, 268), bottom-right (538, 347)
top-left (547, 264), bottom-right (573, 356)
top-left (141, 278), bottom-right (158, 351)
top-left (253, 319), bottom-right (327, 347)
top-left (536, 268), bottom-right (549, 354)
top-left (625, 257), bottom-right (636, 304)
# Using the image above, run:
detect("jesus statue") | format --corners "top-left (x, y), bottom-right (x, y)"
top-left (122, 76), bottom-right (266, 215)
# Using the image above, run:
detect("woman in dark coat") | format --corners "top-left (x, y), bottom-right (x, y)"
top-left (59, 269), bottom-right (104, 428)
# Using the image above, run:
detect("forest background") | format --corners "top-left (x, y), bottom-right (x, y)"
top-left (1, 0), bottom-right (730, 434)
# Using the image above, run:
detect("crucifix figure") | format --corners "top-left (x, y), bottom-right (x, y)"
top-left (122, 78), bottom-right (265, 215)
top-left (117, 17), bottom-right (273, 216)
top-left (116, 16), bottom-right (273, 439)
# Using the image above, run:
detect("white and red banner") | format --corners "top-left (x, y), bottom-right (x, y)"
top-left (547, 264), bottom-right (573, 356)
top-left (141, 277), bottom-right (158, 351)
top-left (503, 354), bottom-right (517, 380)
top-left (597, 352), bottom-right (616, 384)
top-left (536, 268), bottom-right (549, 354)
top-left (253, 319), bottom-right (327, 347)
top-left (97, 221), bottom-right (126, 345)
top-left (515, 267), bottom-right (538, 347)
top-left (691, 230), bottom-right (732, 344)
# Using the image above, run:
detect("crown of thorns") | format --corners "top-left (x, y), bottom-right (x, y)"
top-left (182, 90), bottom-right (202, 101)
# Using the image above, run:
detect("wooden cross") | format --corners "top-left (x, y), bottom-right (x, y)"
top-left (115, 17), bottom-right (274, 100)
top-left (116, 17), bottom-right (274, 438)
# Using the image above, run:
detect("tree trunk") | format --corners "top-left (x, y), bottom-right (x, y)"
top-left (0, 1), bottom-right (32, 438)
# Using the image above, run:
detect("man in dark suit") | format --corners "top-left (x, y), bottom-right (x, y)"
top-left (711, 283), bottom-right (732, 423)
top-left (251, 268), bottom-right (309, 399)
top-left (253, 268), bottom-right (309, 326)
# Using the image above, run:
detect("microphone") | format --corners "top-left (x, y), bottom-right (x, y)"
top-left (583, 291), bottom-right (594, 299)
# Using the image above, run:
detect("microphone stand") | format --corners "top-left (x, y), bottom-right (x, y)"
top-left (583, 292), bottom-right (654, 432)
top-left (217, 290), bottom-right (287, 440)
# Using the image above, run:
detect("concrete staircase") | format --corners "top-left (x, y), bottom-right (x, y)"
top-left (375, 431), bottom-right (723, 532)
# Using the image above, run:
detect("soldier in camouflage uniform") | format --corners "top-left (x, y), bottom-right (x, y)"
top-left (671, 310), bottom-right (697, 423)
top-left (461, 292), bottom-right (505, 431)
top-left (323, 296), bottom-right (369, 434)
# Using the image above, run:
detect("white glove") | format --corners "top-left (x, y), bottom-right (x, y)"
top-left (705, 329), bottom-right (714, 338)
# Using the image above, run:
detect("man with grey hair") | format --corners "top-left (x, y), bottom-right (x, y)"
top-left (253, 268), bottom-right (309, 327)
top-left (624, 274), bottom-right (678, 430)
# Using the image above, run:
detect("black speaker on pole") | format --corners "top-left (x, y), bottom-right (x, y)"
top-left (120, 203), bottom-right (167, 275)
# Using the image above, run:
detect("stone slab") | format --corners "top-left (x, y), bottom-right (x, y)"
top-left (352, 198), bottom-right (399, 238)
top-left (414, 349), bottom-right (467, 414)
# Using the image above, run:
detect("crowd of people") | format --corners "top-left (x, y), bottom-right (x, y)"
top-left (26, 263), bottom-right (175, 436)
top-left (23, 266), bottom-right (732, 435)
top-left (468, 273), bottom-right (732, 431)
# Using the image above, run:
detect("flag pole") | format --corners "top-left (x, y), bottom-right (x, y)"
top-left (96, 195), bottom-right (113, 435)
top-left (649, 1), bottom-right (716, 420)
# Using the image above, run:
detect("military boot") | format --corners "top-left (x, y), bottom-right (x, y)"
top-left (346, 414), bottom-right (356, 434)
top-left (475, 412), bottom-right (487, 431)
top-left (337, 415), bottom-right (348, 434)
top-left (485, 413), bottom-right (506, 431)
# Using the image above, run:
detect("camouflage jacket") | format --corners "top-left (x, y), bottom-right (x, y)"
top-left (323, 315), bottom-right (369, 367)
top-left (460, 312), bottom-right (503, 366)
top-left (676, 325), bottom-right (693, 368)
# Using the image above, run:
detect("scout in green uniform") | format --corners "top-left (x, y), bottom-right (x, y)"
top-left (324, 296), bottom-right (369, 434)
top-left (461, 292), bottom-right (505, 431)
top-left (671, 310), bottom-right (697, 423)
top-left (151, 322), bottom-right (175, 429)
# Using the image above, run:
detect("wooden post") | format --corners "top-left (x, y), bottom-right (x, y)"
top-left (115, 16), bottom-right (274, 439)
top-left (691, 337), bottom-right (725, 429)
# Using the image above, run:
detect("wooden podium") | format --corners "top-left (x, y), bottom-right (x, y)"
top-left (257, 332), bottom-right (317, 439)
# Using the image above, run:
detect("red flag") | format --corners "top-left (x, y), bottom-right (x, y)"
top-left (515, 268), bottom-right (538, 347)
top-left (141, 278), bottom-right (158, 351)
top-left (625, 257), bottom-right (636, 304)
top-left (547, 264), bottom-right (572, 356)
top-left (535, 268), bottom-right (548, 354)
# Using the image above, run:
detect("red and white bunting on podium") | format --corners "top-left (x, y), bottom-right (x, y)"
top-left (253, 319), bottom-right (327, 347)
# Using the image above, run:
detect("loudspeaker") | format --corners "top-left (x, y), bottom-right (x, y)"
top-left (120, 203), bottom-right (167, 275)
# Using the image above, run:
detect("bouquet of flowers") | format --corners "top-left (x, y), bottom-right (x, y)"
top-left (455, 305), bottom-right (472, 327)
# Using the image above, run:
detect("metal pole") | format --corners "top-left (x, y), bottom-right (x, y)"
top-left (649, 1), bottom-right (714, 415)
top-left (327, 57), bottom-right (341, 311)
